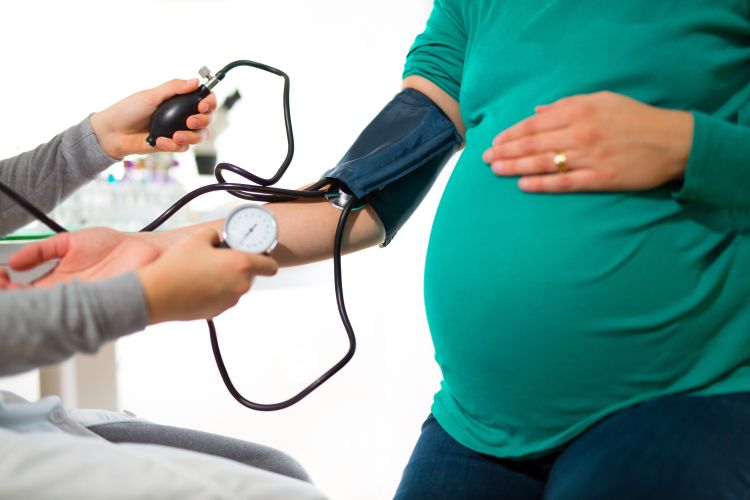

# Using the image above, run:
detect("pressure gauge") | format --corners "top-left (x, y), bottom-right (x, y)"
top-left (222, 205), bottom-right (278, 254)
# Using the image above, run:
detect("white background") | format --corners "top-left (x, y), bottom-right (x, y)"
top-left (0, 1), bottom-right (459, 499)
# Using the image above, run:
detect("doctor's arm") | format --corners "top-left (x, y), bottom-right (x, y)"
top-left (0, 79), bottom-right (216, 236)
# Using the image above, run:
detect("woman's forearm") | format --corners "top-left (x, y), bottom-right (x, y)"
top-left (265, 198), bottom-right (385, 266)
top-left (673, 110), bottom-right (750, 210)
top-left (145, 197), bottom-right (385, 267)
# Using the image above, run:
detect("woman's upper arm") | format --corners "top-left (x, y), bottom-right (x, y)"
top-left (402, 0), bottom-right (467, 139)
top-left (402, 75), bottom-right (465, 139)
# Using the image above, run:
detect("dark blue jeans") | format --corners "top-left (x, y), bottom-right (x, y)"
top-left (394, 393), bottom-right (750, 499)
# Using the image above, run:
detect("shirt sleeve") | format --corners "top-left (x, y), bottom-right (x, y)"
top-left (0, 117), bottom-right (117, 236)
top-left (402, 0), bottom-right (467, 102)
top-left (673, 96), bottom-right (750, 210)
top-left (0, 273), bottom-right (148, 377)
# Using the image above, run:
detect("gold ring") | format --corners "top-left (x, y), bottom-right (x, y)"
top-left (553, 151), bottom-right (568, 173)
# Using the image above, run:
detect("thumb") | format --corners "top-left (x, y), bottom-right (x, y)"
top-left (0, 267), bottom-right (10, 287)
top-left (148, 78), bottom-right (200, 105)
top-left (186, 227), bottom-right (222, 247)
top-left (245, 254), bottom-right (279, 277)
top-left (9, 233), bottom-right (70, 271)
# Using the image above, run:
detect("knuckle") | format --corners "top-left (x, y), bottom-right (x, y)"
top-left (521, 120), bottom-right (536, 135)
top-left (223, 296), bottom-right (240, 310)
top-left (601, 168), bottom-right (619, 184)
top-left (573, 101), bottom-right (594, 118)
top-left (267, 260), bottom-right (279, 275)
top-left (233, 282), bottom-right (250, 296)
top-left (573, 126), bottom-right (598, 145)
top-left (237, 257), bottom-right (254, 272)
top-left (520, 137), bottom-right (538, 155)
top-left (230, 254), bottom-right (249, 269)
top-left (568, 106), bottom-right (584, 120)
top-left (590, 146), bottom-right (608, 162)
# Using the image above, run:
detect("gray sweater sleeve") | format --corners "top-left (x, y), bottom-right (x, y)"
top-left (0, 118), bottom-right (149, 377)
top-left (0, 117), bottom-right (116, 235)
top-left (0, 273), bottom-right (148, 377)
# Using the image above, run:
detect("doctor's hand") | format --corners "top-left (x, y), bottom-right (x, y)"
top-left (482, 92), bottom-right (694, 193)
top-left (0, 268), bottom-right (25, 290)
top-left (89, 78), bottom-right (217, 159)
top-left (137, 228), bottom-right (278, 324)
top-left (8, 228), bottom-right (163, 286)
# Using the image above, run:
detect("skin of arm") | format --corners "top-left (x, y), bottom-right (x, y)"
top-left (403, 75), bottom-right (465, 140)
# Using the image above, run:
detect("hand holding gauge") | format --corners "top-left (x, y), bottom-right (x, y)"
top-left (222, 205), bottom-right (278, 254)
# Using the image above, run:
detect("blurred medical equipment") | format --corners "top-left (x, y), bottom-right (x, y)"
top-left (194, 90), bottom-right (242, 176)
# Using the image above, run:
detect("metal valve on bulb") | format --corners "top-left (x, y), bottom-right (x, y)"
top-left (146, 66), bottom-right (222, 147)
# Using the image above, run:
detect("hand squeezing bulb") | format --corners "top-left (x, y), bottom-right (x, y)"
top-left (146, 66), bottom-right (221, 147)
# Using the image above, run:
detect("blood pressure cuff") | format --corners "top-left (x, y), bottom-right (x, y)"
top-left (322, 88), bottom-right (461, 246)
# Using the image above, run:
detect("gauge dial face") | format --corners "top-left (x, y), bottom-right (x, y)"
top-left (222, 205), bottom-right (278, 254)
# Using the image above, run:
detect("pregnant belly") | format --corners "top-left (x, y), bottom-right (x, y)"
top-left (423, 165), bottom-right (744, 428)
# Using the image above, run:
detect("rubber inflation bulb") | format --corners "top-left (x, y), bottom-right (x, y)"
top-left (146, 85), bottom-right (211, 147)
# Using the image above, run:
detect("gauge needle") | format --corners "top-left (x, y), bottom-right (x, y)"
top-left (240, 224), bottom-right (257, 245)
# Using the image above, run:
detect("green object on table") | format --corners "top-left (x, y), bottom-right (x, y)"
top-left (0, 234), bottom-right (54, 242)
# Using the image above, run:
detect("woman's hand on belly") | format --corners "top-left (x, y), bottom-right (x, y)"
top-left (481, 91), bottom-right (694, 193)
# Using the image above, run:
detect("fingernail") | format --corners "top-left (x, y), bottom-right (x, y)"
top-left (186, 78), bottom-right (198, 87)
top-left (199, 102), bottom-right (208, 113)
top-left (482, 150), bottom-right (494, 163)
top-left (492, 161), bottom-right (505, 172)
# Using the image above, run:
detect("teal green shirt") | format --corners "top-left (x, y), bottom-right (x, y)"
top-left (404, 0), bottom-right (750, 458)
